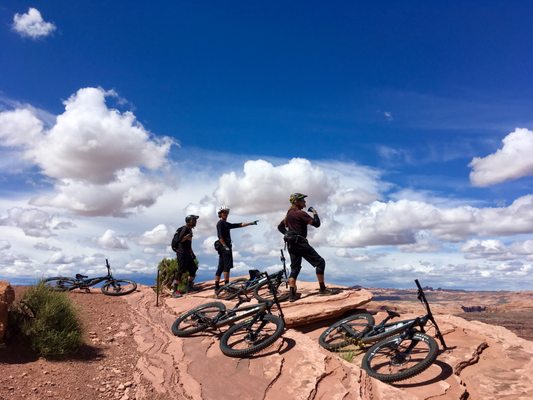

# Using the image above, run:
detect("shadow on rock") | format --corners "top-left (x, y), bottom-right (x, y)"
top-left (390, 360), bottom-right (454, 388)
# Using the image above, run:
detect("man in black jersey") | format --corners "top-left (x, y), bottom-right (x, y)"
top-left (171, 214), bottom-right (200, 297)
top-left (278, 193), bottom-right (338, 302)
top-left (214, 206), bottom-right (258, 290)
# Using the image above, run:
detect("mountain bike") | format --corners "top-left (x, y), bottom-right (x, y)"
top-left (319, 279), bottom-right (448, 382)
top-left (215, 249), bottom-right (290, 302)
top-left (171, 271), bottom-right (285, 357)
top-left (41, 259), bottom-right (137, 296)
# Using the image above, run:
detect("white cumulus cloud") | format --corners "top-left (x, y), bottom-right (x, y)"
top-left (0, 108), bottom-right (44, 147)
top-left (96, 229), bottom-right (129, 250)
top-left (139, 224), bottom-right (170, 246)
top-left (2, 87), bottom-right (175, 216)
top-left (469, 128), bottom-right (533, 186)
top-left (29, 87), bottom-right (173, 184)
top-left (0, 207), bottom-right (73, 237)
top-left (12, 8), bottom-right (56, 39)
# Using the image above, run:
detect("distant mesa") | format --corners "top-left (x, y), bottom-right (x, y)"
top-left (461, 305), bottom-right (487, 313)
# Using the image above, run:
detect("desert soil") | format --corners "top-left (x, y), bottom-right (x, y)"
top-left (0, 288), bottom-right (163, 400)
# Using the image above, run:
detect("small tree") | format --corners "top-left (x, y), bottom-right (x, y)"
top-left (157, 258), bottom-right (188, 293)
top-left (9, 283), bottom-right (83, 358)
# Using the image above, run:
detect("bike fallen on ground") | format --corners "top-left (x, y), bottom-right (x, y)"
top-left (215, 249), bottom-right (290, 303)
top-left (41, 259), bottom-right (137, 296)
top-left (319, 279), bottom-right (448, 382)
top-left (172, 271), bottom-right (286, 357)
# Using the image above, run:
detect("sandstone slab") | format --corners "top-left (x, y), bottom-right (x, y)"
top-left (165, 278), bottom-right (373, 328)
top-left (124, 283), bottom-right (533, 400)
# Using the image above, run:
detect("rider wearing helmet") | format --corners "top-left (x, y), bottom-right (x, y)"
top-left (214, 206), bottom-right (258, 290)
top-left (171, 214), bottom-right (200, 297)
top-left (278, 193), bottom-right (338, 301)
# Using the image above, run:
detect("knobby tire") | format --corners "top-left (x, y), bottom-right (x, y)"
top-left (219, 314), bottom-right (284, 357)
top-left (253, 278), bottom-right (290, 303)
top-left (319, 313), bottom-right (375, 351)
top-left (216, 278), bottom-right (248, 300)
top-left (171, 302), bottom-right (226, 337)
top-left (361, 331), bottom-right (438, 382)
top-left (101, 279), bottom-right (137, 296)
top-left (41, 277), bottom-right (77, 292)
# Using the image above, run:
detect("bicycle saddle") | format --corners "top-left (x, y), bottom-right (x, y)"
top-left (386, 310), bottom-right (401, 318)
top-left (75, 274), bottom-right (88, 280)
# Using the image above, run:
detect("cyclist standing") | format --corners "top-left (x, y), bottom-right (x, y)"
top-left (171, 215), bottom-right (200, 297)
top-left (278, 193), bottom-right (337, 302)
top-left (214, 206), bottom-right (258, 291)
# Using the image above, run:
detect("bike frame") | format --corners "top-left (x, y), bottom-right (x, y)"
top-left (338, 280), bottom-right (447, 350)
top-left (195, 271), bottom-right (285, 329)
top-left (74, 259), bottom-right (116, 288)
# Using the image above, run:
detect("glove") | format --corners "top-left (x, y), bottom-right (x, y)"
top-left (223, 246), bottom-right (230, 252)
top-left (252, 220), bottom-right (259, 225)
top-left (308, 207), bottom-right (316, 213)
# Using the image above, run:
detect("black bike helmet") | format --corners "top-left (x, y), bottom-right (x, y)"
top-left (289, 193), bottom-right (307, 204)
top-left (185, 215), bottom-right (199, 223)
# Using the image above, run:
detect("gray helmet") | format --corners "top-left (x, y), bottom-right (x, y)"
top-left (185, 215), bottom-right (199, 223)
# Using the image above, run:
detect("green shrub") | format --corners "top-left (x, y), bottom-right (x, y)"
top-left (11, 283), bottom-right (83, 358)
top-left (156, 257), bottom-right (188, 292)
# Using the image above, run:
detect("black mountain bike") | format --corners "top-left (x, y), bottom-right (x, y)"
top-left (42, 259), bottom-right (137, 296)
top-left (216, 249), bottom-right (290, 302)
top-left (172, 271), bottom-right (285, 357)
top-left (319, 279), bottom-right (448, 382)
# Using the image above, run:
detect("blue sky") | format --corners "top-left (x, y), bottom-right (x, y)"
top-left (0, 1), bottom-right (532, 290)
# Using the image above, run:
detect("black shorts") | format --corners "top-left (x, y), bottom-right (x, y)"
top-left (288, 240), bottom-right (325, 279)
top-left (176, 252), bottom-right (197, 278)
top-left (215, 248), bottom-right (233, 276)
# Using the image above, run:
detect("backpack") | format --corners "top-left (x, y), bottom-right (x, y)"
top-left (171, 227), bottom-right (185, 252)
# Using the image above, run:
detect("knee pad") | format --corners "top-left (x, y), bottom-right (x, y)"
top-left (315, 258), bottom-right (326, 275)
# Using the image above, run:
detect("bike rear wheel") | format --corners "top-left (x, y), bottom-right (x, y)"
top-left (216, 278), bottom-right (248, 300)
top-left (319, 313), bottom-right (375, 351)
top-left (219, 314), bottom-right (284, 357)
top-left (101, 279), bottom-right (137, 296)
top-left (41, 277), bottom-right (77, 292)
top-left (171, 302), bottom-right (226, 337)
top-left (361, 331), bottom-right (438, 382)
top-left (253, 277), bottom-right (290, 303)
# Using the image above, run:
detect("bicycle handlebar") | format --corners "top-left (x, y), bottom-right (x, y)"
top-left (414, 279), bottom-right (448, 350)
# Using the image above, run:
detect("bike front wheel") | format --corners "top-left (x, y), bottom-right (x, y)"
top-left (101, 279), bottom-right (137, 296)
top-left (361, 332), bottom-right (438, 382)
top-left (219, 314), bottom-right (285, 357)
top-left (41, 277), bottom-right (77, 292)
top-left (253, 277), bottom-right (290, 303)
top-left (171, 302), bottom-right (226, 337)
top-left (216, 278), bottom-right (248, 300)
top-left (319, 313), bottom-right (375, 351)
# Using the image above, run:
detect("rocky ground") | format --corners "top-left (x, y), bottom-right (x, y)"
top-left (1, 283), bottom-right (533, 400)
top-left (0, 288), bottom-right (164, 400)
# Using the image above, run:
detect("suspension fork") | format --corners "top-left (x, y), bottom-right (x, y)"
top-left (244, 312), bottom-right (269, 340)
